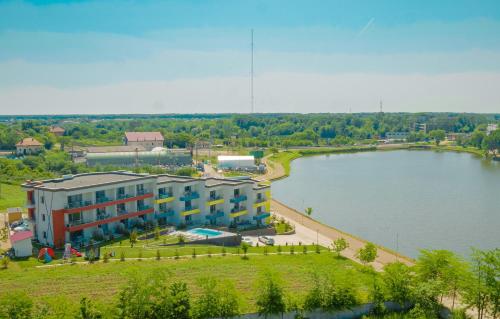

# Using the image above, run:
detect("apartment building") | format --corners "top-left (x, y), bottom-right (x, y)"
top-left (22, 171), bottom-right (271, 248)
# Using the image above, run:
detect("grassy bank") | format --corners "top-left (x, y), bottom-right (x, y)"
top-left (430, 145), bottom-right (485, 157)
top-left (0, 183), bottom-right (24, 212)
top-left (0, 252), bottom-right (375, 314)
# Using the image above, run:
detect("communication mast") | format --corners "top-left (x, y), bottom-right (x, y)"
top-left (250, 29), bottom-right (254, 113)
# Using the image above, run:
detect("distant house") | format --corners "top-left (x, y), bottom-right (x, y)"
top-left (124, 132), bottom-right (164, 151)
top-left (10, 230), bottom-right (33, 257)
top-left (487, 124), bottom-right (498, 136)
top-left (385, 132), bottom-right (409, 140)
top-left (49, 126), bottom-right (65, 136)
top-left (16, 137), bottom-right (43, 156)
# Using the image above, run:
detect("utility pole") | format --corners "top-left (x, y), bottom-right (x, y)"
top-left (251, 29), bottom-right (254, 114)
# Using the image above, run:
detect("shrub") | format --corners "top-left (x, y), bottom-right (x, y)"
top-left (175, 249), bottom-right (180, 259)
top-left (303, 245), bottom-right (307, 254)
top-left (156, 249), bottom-right (161, 261)
top-left (1, 256), bottom-right (10, 269)
top-left (103, 253), bottom-right (109, 263)
top-left (192, 249), bottom-right (197, 259)
top-left (120, 251), bottom-right (125, 262)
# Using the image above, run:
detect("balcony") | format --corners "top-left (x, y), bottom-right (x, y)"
top-left (229, 207), bottom-right (248, 218)
top-left (67, 219), bottom-right (86, 227)
top-left (253, 199), bottom-right (269, 209)
top-left (66, 200), bottom-right (93, 209)
top-left (180, 191), bottom-right (200, 201)
top-left (116, 193), bottom-right (133, 200)
top-left (253, 212), bottom-right (271, 221)
top-left (97, 214), bottom-right (112, 221)
top-left (230, 195), bottom-right (247, 203)
top-left (205, 211), bottom-right (224, 221)
top-left (137, 205), bottom-right (152, 211)
top-left (156, 210), bottom-right (174, 219)
top-left (155, 193), bottom-right (175, 204)
top-left (117, 210), bottom-right (128, 216)
top-left (206, 195), bottom-right (224, 206)
top-left (136, 189), bottom-right (150, 196)
top-left (95, 197), bottom-right (112, 204)
top-left (180, 207), bottom-right (201, 216)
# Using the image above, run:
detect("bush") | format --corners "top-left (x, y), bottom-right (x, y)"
top-left (120, 251), bottom-right (125, 262)
top-left (156, 249), bottom-right (161, 260)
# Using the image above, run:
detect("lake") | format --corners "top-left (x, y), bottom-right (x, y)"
top-left (272, 150), bottom-right (500, 258)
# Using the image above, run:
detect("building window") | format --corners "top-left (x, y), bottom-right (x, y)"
top-left (41, 196), bottom-right (45, 204)
top-left (43, 231), bottom-right (47, 239)
top-left (42, 214), bottom-right (46, 221)
top-left (184, 185), bottom-right (191, 193)
top-left (234, 189), bottom-right (240, 196)
top-left (210, 204), bottom-right (216, 213)
top-left (210, 190), bottom-right (216, 200)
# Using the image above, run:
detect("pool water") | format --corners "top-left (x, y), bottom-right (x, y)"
top-left (187, 228), bottom-right (222, 237)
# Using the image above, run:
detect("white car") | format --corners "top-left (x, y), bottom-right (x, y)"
top-left (242, 237), bottom-right (253, 246)
top-left (259, 236), bottom-right (275, 246)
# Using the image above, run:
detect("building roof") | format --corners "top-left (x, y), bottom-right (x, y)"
top-left (125, 132), bottom-right (164, 142)
top-left (16, 137), bottom-right (43, 147)
top-left (23, 172), bottom-right (155, 191)
top-left (87, 145), bottom-right (146, 153)
top-left (10, 230), bottom-right (33, 244)
top-left (217, 155), bottom-right (255, 161)
top-left (49, 126), bottom-right (65, 133)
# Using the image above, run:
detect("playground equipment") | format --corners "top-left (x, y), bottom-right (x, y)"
top-left (37, 247), bottom-right (55, 263)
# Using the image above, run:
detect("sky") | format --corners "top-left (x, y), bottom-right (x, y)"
top-left (1, 0), bottom-right (500, 114)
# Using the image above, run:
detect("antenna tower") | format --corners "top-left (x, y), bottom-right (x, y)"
top-left (251, 29), bottom-right (254, 113)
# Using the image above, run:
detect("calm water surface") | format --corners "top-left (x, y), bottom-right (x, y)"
top-left (272, 150), bottom-right (500, 258)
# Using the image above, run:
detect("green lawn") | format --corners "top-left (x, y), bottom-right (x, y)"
top-left (0, 183), bottom-right (24, 212)
top-left (0, 251), bottom-right (375, 314)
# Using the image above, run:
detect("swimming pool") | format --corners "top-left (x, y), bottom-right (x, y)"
top-left (187, 228), bottom-right (223, 237)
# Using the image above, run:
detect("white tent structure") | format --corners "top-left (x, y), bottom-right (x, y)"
top-left (217, 155), bottom-right (255, 170)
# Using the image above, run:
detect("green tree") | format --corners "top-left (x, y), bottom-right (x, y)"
top-left (256, 272), bottom-right (286, 319)
top-left (129, 230), bottom-right (138, 248)
top-left (382, 262), bottom-right (413, 305)
top-left (241, 242), bottom-right (250, 259)
top-left (429, 129), bottom-right (446, 146)
top-left (192, 278), bottom-right (240, 319)
top-left (357, 242), bottom-right (378, 265)
top-left (332, 237), bottom-right (349, 257)
top-left (154, 227), bottom-right (160, 241)
top-left (304, 207), bottom-right (313, 218)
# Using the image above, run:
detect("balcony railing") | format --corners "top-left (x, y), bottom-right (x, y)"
top-left (255, 197), bottom-right (267, 203)
top-left (117, 193), bottom-right (133, 200)
top-left (97, 214), bottom-right (111, 221)
top-left (117, 210), bottom-right (128, 216)
top-left (157, 193), bottom-right (174, 199)
top-left (205, 211), bottom-right (224, 220)
top-left (67, 219), bottom-right (86, 227)
top-left (137, 205), bottom-right (152, 211)
top-left (136, 189), bottom-right (149, 196)
top-left (95, 197), bottom-right (112, 204)
top-left (253, 212), bottom-right (271, 220)
top-left (156, 210), bottom-right (174, 219)
top-left (230, 195), bottom-right (247, 203)
top-left (66, 200), bottom-right (93, 209)
top-left (231, 206), bottom-right (247, 213)
top-left (180, 191), bottom-right (200, 201)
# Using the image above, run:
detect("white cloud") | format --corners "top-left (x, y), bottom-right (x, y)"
top-left (0, 72), bottom-right (499, 114)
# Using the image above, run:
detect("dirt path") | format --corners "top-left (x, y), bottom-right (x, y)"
top-left (256, 154), bottom-right (285, 182)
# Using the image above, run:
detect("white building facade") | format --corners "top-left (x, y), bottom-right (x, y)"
top-left (23, 172), bottom-right (271, 248)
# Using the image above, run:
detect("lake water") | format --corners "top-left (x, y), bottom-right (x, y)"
top-left (272, 150), bottom-right (500, 258)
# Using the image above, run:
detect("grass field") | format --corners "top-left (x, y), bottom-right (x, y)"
top-left (0, 251), bottom-right (376, 314)
top-left (0, 183), bottom-right (24, 212)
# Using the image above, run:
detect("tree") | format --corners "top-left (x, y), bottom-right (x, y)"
top-left (382, 262), bottom-right (413, 305)
top-left (192, 278), bottom-right (240, 319)
top-left (241, 242), bottom-right (250, 259)
top-left (256, 272), bottom-right (286, 319)
top-left (463, 249), bottom-right (500, 319)
top-left (304, 207), bottom-right (313, 218)
top-left (357, 242), bottom-right (378, 265)
top-left (429, 130), bottom-right (446, 146)
top-left (130, 230), bottom-right (138, 248)
top-left (0, 291), bottom-right (33, 319)
top-left (332, 237), bottom-right (349, 257)
top-left (167, 282), bottom-right (191, 319)
top-left (154, 227), bottom-right (160, 241)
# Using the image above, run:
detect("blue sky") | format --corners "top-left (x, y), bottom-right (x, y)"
top-left (1, 0), bottom-right (500, 114)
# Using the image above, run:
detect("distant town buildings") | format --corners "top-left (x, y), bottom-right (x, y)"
top-left (487, 124), bottom-right (498, 136)
top-left (49, 126), bottom-right (65, 136)
top-left (124, 132), bottom-right (164, 150)
top-left (385, 132), bottom-right (409, 140)
top-left (16, 137), bottom-right (43, 156)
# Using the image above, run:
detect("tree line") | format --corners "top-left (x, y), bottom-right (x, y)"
top-left (0, 247), bottom-right (497, 319)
